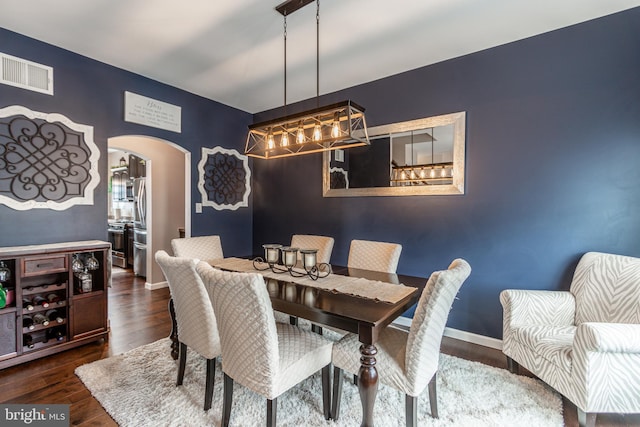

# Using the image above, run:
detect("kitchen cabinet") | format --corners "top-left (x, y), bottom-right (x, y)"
top-left (111, 166), bottom-right (130, 201)
top-left (128, 154), bottom-right (146, 178)
top-left (0, 241), bottom-right (110, 369)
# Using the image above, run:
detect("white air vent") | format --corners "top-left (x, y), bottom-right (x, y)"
top-left (1, 53), bottom-right (53, 95)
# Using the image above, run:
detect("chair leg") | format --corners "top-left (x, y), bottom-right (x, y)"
top-left (331, 367), bottom-right (343, 420)
top-left (428, 373), bottom-right (438, 418)
top-left (267, 398), bottom-right (277, 427)
top-left (506, 356), bottom-right (520, 375)
top-left (321, 364), bottom-right (331, 420)
top-left (204, 358), bottom-right (215, 411)
top-left (222, 373), bottom-right (234, 427)
top-left (577, 408), bottom-right (597, 427)
top-left (405, 395), bottom-right (417, 427)
top-left (176, 342), bottom-right (187, 386)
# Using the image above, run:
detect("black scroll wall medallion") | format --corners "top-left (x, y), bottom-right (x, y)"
top-left (197, 147), bottom-right (251, 211)
top-left (0, 106), bottom-right (99, 210)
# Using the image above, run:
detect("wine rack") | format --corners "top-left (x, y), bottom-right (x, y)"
top-left (0, 241), bottom-right (110, 369)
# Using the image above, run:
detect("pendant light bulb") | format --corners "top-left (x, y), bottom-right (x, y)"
top-left (296, 121), bottom-right (305, 144)
top-left (430, 168), bottom-right (436, 178)
top-left (331, 113), bottom-right (340, 138)
top-left (281, 131), bottom-right (289, 147)
top-left (313, 123), bottom-right (322, 141)
top-left (331, 122), bottom-right (340, 138)
top-left (267, 129), bottom-right (275, 149)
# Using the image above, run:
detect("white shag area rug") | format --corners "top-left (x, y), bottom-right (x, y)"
top-left (75, 338), bottom-right (563, 426)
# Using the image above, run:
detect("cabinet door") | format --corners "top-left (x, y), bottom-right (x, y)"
top-left (71, 293), bottom-right (106, 339)
top-left (128, 154), bottom-right (145, 178)
top-left (111, 169), bottom-right (129, 201)
top-left (0, 312), bottom-right (17, 360)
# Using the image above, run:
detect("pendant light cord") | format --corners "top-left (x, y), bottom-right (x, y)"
top-left (316, 0), bottom-right (320, 108)
top-left (283, 12), bottom-right (287, 114)
top-left (431, 127), bottom-right (435, 166)
top-left (411, 131), bottom-right (414, 167)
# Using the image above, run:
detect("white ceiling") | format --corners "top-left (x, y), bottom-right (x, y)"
top-left (1, 0), bottom-right (639, 114)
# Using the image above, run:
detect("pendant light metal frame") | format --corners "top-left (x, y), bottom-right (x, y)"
top-left (245, 0), bottom-right (370, 160)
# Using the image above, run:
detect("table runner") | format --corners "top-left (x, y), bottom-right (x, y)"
top-left (210, 257), bottom-right (416, 304)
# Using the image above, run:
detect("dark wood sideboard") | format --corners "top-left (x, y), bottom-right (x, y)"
top-left (0, 240), bottom-right (110, 370)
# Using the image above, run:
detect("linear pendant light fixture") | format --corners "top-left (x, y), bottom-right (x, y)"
top-left (244, 0), bottom-right (370, 160)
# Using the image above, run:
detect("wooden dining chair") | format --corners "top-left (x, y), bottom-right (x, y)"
top-left (155, 250), bottom-right (221, 411)
top-left (196, 261), bottom-right (333, 427)
top-left (171, 235), bottom-right (224, 262)
top-left (347, 239), bottom-right (402, 273)
top-left (331, 259), bottom-right (471, 427)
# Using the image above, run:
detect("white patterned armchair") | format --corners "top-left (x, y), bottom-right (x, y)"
top-left (500, 252), bottom-right (640, 427)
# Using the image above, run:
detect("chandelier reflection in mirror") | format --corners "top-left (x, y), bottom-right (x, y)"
top-left (245, 0), bottom-right (369, 160)
top-left (390, 127), bottom-right (454, 186)
top-left (253, 244), bottom-right (331, 280)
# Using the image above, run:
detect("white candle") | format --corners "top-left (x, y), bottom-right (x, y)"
top-left (284, 250), bottom-right (296, 267)
top-left (304, 252), bottom-right (316, 269)
top-left (265, 246), bottom-right (280, 263)
top-left (269, 248), bottom-right (278, 263)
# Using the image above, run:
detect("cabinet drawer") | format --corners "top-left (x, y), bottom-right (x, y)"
top-left (22, 255), bottom-right (68, 277)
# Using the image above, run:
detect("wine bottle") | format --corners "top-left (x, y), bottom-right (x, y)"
top-left (22, 297), bottom-right (34, 311)
top-left (32, 295), bottom-right (50, 308)
top-left (24, 333), bottom-right (35, 349)
top-left (33, 312), bottom-right (50, 327)
top-left (47, 327), bottom-right (65, 342)
top-left (46, 293), bottom-right (61, 304)
top-left (46, 309), bottom-right (64, 324)
top-left (23, 315), bottom-right (35, 330)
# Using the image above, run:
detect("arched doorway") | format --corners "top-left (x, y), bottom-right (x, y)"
top-left (108, 135), bottom-right (190, 288)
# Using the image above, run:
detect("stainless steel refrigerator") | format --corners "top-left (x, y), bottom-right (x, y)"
top-left (132, 177), bottom-right (147, 277)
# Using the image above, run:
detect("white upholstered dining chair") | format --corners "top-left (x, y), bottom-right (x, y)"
top-left (196, 261), bottom-right (334, 427)
top-left (290, 234), bottom-right (335, 265)
top-left (171, 235), bottom-right (224, 262)
top-left (347, 239), bottom-right (402, 273)
top-left (287, 234), bottom-right (335, 328)
top-left (501, 252), bottom-right (640, 427)
top-left (331, 258), bottom-right (471, 427)
top-left (155, 250), bottom-right (221, 411)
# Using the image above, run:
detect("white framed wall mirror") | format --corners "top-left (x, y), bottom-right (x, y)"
top-left (322, 111), bottom-right (466, 197)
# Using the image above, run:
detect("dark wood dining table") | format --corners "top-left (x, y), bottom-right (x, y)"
top-left (168, 263), bottom-right (425, 427)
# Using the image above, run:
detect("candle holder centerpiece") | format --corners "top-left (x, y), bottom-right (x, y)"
top-left (253, 244), bottom-right (331, 280)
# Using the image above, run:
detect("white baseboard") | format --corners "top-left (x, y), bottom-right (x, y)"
top-left (145, 280), bottom-right (168, 290)
top-left (392, 316), bottom-right (503, 350)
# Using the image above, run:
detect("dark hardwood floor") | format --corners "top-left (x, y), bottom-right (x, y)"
top-left (0, 267), bottom-right (637, 426)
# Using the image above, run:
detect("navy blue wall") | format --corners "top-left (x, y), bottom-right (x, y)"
top-left (2, 8), bottom-right (639, 339)
top-left (252, 9), bottom-right (640, 338)
top-left (0, 29), bottom-right (253, 257)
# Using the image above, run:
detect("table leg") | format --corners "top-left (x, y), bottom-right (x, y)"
top-left (358, 344), bottom-right (378, 427)
top-left (169, 298), bottom-right (179, 360)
